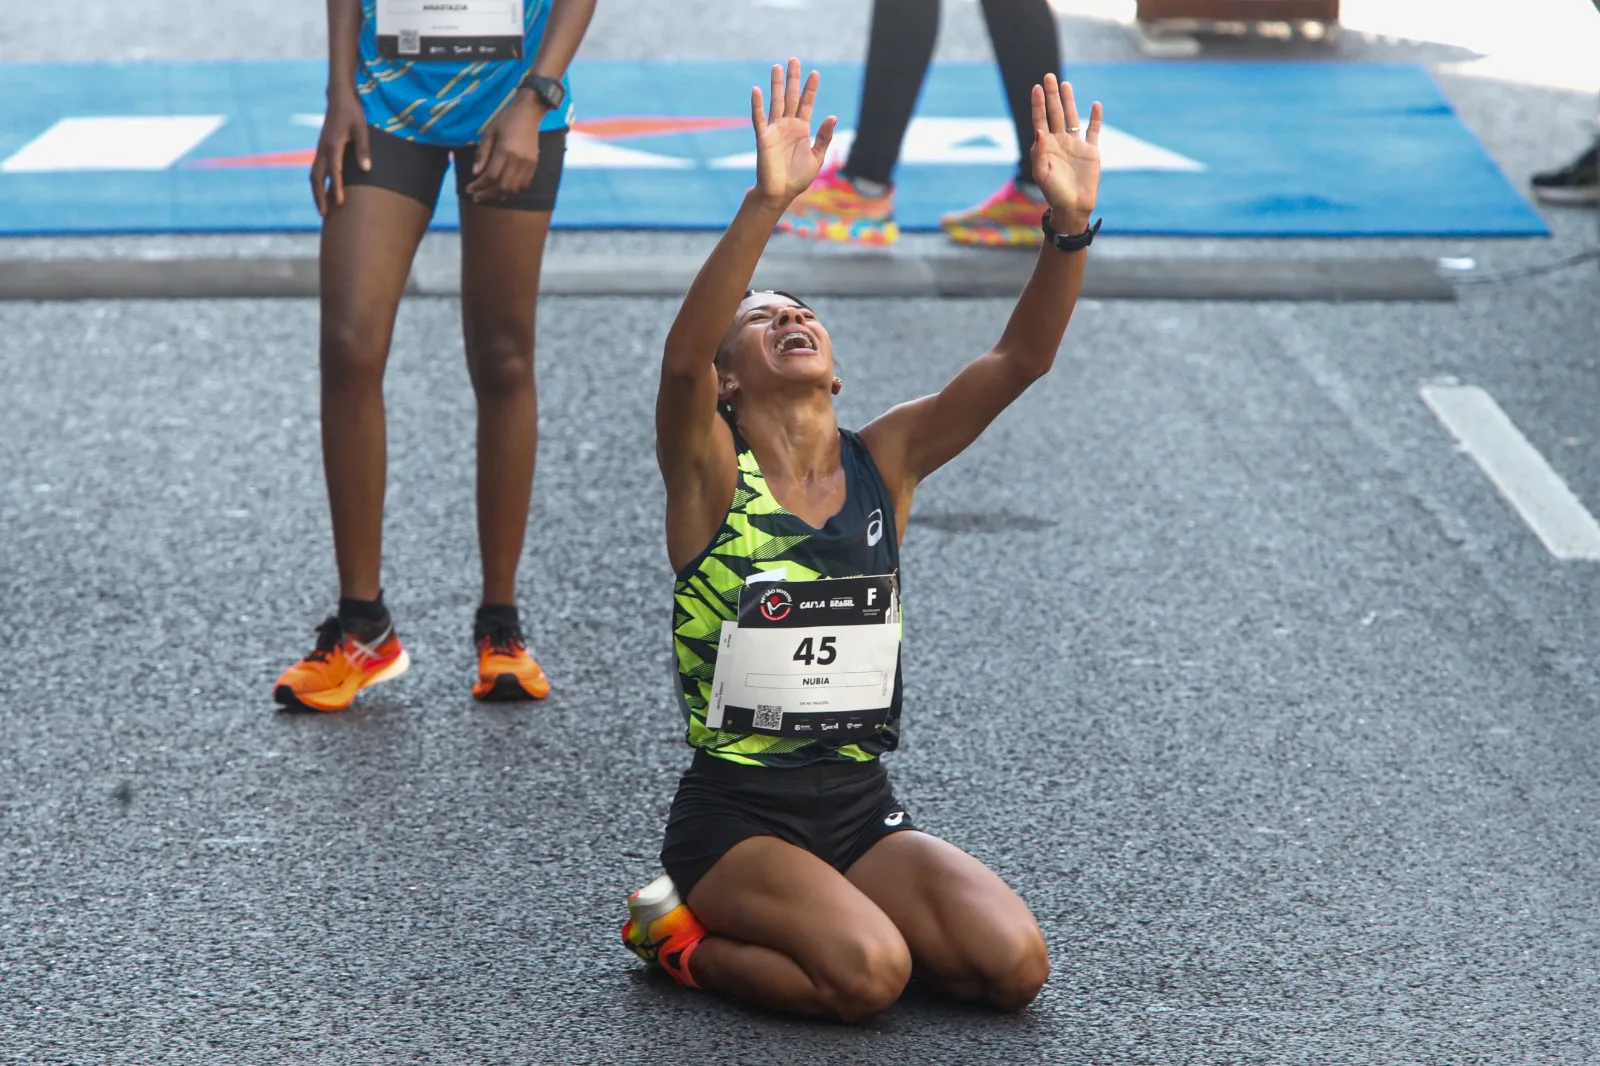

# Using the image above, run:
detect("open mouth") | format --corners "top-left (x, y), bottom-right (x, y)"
top-left (774, 328), bottom-right (818, 355)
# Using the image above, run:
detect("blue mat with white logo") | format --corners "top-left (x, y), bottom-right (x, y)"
top-left (0, 59), bottom-right (1548, 237)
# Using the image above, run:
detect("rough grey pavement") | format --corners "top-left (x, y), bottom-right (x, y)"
top-left (4, 2), bottom-right (1600, 1064)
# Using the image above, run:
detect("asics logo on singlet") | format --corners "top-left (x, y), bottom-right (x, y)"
top-left (883, 811), bottom-right (904, 827)
top-left (866, 509), bottom-right (884, 547)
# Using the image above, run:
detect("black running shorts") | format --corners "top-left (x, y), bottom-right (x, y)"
top-left (660, 750), bottom-right (918, 900)
top-left (341, 125), bottom-right (566, 212)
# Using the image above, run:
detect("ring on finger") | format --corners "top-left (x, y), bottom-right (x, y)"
top-left (1066, 125), bottom-right (1081, 134)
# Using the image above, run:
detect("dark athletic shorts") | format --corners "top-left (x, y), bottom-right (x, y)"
top-left (660, 749), bottom-right (918, 900)
top-left (342, 125), bottom-right (566, 212)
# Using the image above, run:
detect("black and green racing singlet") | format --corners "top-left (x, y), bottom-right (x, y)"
top-left (672, 429), bottom-right (902, 768)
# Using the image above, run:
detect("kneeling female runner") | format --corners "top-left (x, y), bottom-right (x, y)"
top-left (623, 58), bottom-right (1104, 1022)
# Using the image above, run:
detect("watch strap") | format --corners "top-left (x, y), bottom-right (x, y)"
top-left (518, 73), bottom-right (565, 110)
top-left (1041, 209), bottom-right (1102, 253)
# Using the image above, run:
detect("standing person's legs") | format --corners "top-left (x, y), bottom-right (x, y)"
top-left (457, 208), bottom-right (549, 610)
top-left (942, 0), bottom-right (1065, 246)
top-left (320, 185), bottom-right (434, 605)
top-left (275, 128), bottom-right (442, 712)
top-left (777, 0), bottom-right (939, 244)
top-left (978, 0), bottom-right (1063, 189)
top-left (844, 0), bottom-right (942, 188)
top-left (451, 129), bottom-right (566, 701)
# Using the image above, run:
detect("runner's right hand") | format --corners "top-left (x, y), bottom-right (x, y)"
top-left (751, 58), bottom-right (836, 206)
top-left (311, 89), bottom-right (372, 216)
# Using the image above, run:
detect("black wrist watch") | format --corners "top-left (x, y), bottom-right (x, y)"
top-left (517, 73), bottom-right (566, 112)
top-left (1041, 208), bottom-right (1102, 253)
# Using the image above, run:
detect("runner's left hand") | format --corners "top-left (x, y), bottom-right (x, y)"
top-left (466, 93), bottom-right (546, 203)
top-left (1029, 75), bottom-right (1102, 231)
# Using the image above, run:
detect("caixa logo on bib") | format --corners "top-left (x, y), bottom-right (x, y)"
top-left (758, 588), bottom-right (793, 622)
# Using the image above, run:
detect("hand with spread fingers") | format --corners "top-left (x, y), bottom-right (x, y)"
top-left (751, 58), bottom-right (838, 207)
top-left (1029, 73), bottom-right (1102, 232)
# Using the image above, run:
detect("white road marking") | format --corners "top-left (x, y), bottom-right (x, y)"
top-left (1, 116), bottom-right (225, 172)
top-left (710, 118), bottom-right (1204, 171)
top-left (564, 131), bottom-right (694, 169)
top-left (1421, 383), bottom-right (1600, 560)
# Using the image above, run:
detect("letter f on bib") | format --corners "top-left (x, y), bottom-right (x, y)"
top-left (867, 588), bottom-right (877, 607)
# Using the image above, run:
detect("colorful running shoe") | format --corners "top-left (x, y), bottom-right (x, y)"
top-left (472, 616), bottom-right (551, 701)
top-left (940, 178), bottom-right (1049, 248)
top-left (776, 165), bottom-right (900, 246)
top-left (273, 616), bottom-right (410, 712)
top-left (621, 873), bottom-right (707, 989)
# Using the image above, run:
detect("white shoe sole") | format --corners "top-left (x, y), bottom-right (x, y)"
top-left (1533, 186), bottom-right (1600, 205)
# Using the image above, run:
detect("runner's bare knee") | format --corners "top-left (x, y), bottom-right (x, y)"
top-left (978, 925), bottom-right (1049, 1012)
top-left (813, 925), bottom-right (912, 1022)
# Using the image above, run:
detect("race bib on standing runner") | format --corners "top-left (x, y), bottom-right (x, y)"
top-left (376, 0), bottom-right (524, 60)
top-left (707, 575), bottom-right (900, 739)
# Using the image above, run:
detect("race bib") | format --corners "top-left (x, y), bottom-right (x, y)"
top-left (375, 0), bottom-right (524, 61)
top-left (707, 574), bottom-right (900, 739)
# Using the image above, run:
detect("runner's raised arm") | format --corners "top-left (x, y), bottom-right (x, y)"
top-left (861, 75), bottom-right (1103, 515)
top-left (656, 59), bottom-right (836, 563)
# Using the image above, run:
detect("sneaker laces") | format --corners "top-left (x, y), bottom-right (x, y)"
top-left (479, 619), bottom-right (527, 656)
top-left (304, 617), bottom-right (343, 663)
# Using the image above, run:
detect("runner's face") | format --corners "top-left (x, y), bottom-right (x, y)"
top-left (723, 293), bottom-right (833, 397)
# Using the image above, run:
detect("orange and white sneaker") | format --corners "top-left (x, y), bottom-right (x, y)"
top-left (940, 178), bottom-right (1049, 248)
top-left (776, 165), bottom-right (900, 246)
top-left (273, 616), bottom-right (410, 712)
top-left (621, 874), bottom-right (707, 989)
top-left (472, 614), bottom-right (551, 702)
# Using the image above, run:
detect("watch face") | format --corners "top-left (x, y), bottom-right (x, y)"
top-left (534, 78), bottom-right (564, 109)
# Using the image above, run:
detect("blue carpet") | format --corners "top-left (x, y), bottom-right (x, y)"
top-left (0, 59), bottom-right (1548, 237)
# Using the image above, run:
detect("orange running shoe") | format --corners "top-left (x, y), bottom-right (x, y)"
top-left (621, 874), bottom-right (707, 989)
top-left (273, 616), bottom-right (410, 712)
top-left (777, 165), bottom-right (900, 246)
top-left (940, 178), bottom-right (1049, 248)
top-left (472, 615), bottom-right (551, 701)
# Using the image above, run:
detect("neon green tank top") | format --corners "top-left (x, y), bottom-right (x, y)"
top-left (671, 429), bottom-right (903, 768)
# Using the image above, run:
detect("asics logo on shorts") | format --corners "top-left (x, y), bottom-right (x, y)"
top-left (883, 811), bottom-right (904, 827)
top-left (866, 509), bottom-right (884, 547)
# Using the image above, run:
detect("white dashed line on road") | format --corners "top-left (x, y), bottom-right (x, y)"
top-left (1422, 383), bottom-right (1600, 561)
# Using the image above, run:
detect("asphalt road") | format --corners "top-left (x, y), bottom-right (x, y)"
top-left (3, 2), bottom-right (1600, 1064)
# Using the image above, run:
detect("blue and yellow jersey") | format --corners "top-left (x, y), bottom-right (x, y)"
top-left (354, 0), bottom-right (574, 146)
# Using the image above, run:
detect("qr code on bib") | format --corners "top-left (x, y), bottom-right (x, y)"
top-left (754, 705), bottom-right (783, 730)
top-left (398, 29), bottom-right (420, 54)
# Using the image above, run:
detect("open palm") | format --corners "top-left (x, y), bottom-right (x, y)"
top-left (1029, 74), bottom-right (1103, 224)
top-left (752, 58), bottom-right (837, 203)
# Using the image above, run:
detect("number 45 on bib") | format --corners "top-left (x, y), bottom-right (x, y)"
top-left (708, 574), bottom-right (901, 740)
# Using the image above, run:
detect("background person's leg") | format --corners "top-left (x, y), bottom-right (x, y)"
top-left (846, 831), bottom-right (1050, 1012)
top-left (318, 185), bottom-right (433, 603)
top-left (456, 203), bottom-right (551, 610)
top-left (979, 0), bottom-right (1063, 188)
top-left (273, 129), bottom-right (441, 712)
top-left (844, 0), bottom-right (941, 188)
top-left (1529, 94), bottom-right (1600, 204)
top-left (777, 0), bottom-right (938, 244)
top-left (941, 0), bottom-right (1063, 246)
